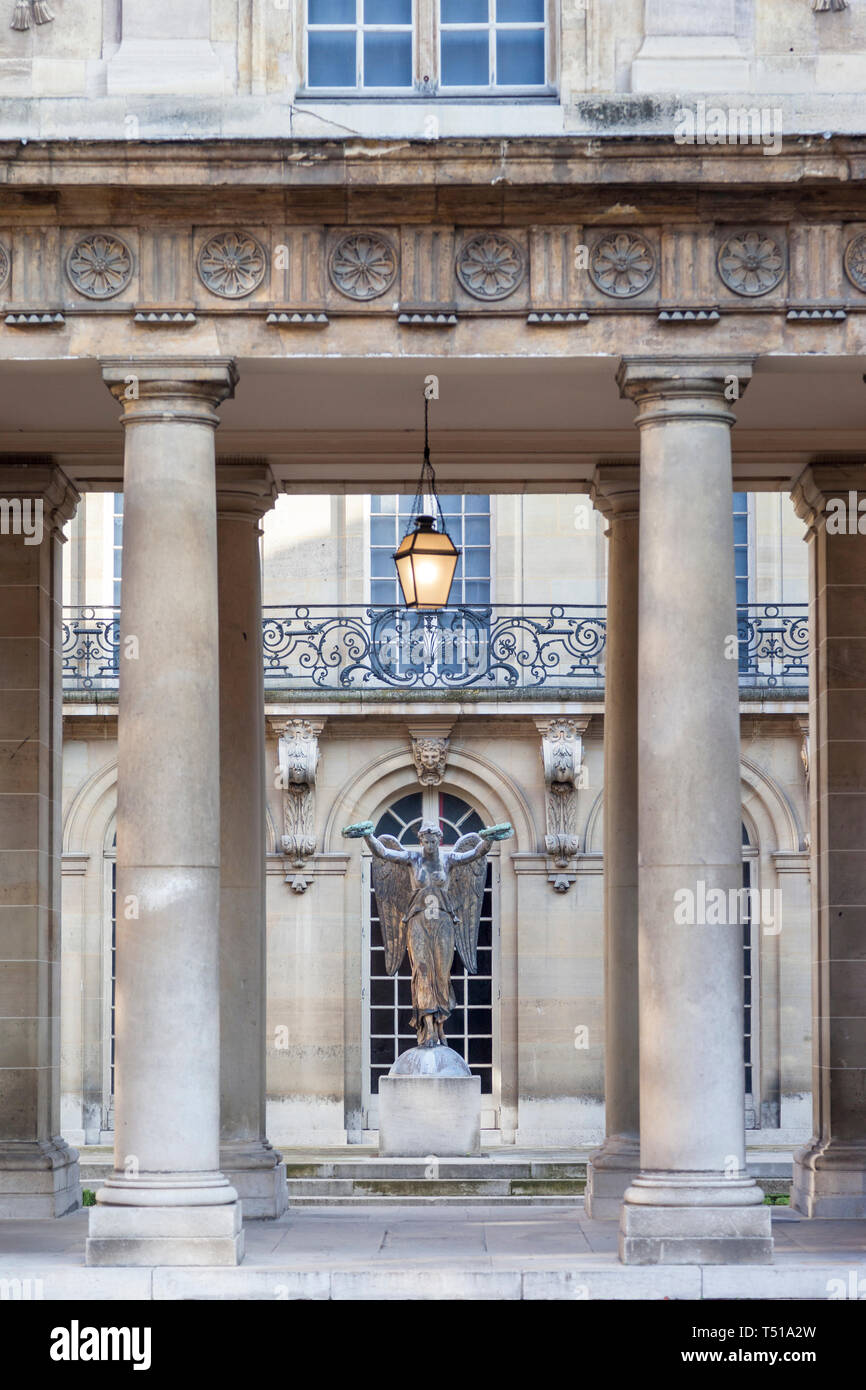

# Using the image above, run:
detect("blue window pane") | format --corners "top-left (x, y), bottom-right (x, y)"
top-left (496, 0), bottom-right (543, 18)
top-left (466, 548), bottom-right (490, 577)
top-left (371, 548), bottom-right (396, 577)
top-left (372, 579), bottom-right (398, 604)
top-left (466, 517), bottom-right (490, 545)
top-left (308, 31), bottom-right (356, 86)
top-left (365, 0), bottom-right (411, 20)
top-left (442, 31), bottom-right (489, 85)
top-left (464, 581), bottom-right (490, 605)
top-left (464, 494), bottom-right (489, 512)
top-left (372, 495), bottom-right (395, 514)
top-left (309, 0), bottom-right (355, 21)
top-left (364, 32), bottom-right (412, 85)
top-left (438, 494), bottom-right (462, 514)
top-left (496, 28), bottom-right (544, 84)
top-left (736, 579), bottom-right (749, 605)
top-left (371, 516), bottom-right (396, 546)
top-left (442, 0), bottom-right (488, 19)
top-left (733, 516), bottom-right (748, 546)
top-left (735, 553), bottom-right (749, 578)
top-left (732, 492), bottom-right (747, 508)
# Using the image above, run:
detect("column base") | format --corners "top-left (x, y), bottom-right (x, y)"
top-left (619, 1173), bottom-right (773, 1265)
top-left (220, 1141), bottom-right (287, 1220)
top-left (86, 1200), bottom-right (243, 1267)
top-left (585, 1136), bottom-right (640, 1221)
top-left (0, 1139), bottom-right (80, 1218)
top-left (792, 1140), bottom-right (866, 1218)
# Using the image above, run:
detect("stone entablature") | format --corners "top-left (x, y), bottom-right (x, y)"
top-left (2, 139), bottom-right (866, 344)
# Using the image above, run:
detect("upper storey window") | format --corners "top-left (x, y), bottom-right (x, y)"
top-left (305, 0), bottom-right (550, 94)
top-left (308, 0), bottom-right (414, 90)
top-left (440, 0), bottom-right (546, 91)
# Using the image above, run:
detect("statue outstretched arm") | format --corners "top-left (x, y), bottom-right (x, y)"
top-left (450, 822), bottom-right (514, 863)
top-left (342, 821), bottom-right (410, 862)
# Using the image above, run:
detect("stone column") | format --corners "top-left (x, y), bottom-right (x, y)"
top-left (216, 465), bottom-right (287, 1219)
top-left (790, 464), bottom-right (866, 1217)
top-left (86, 360), bottom-right (242, 1267)
top-left (617, 358), bottom-right (772, 1265)
top-left (585, 466), bottom-right (641, 1219)
top-left (0, 462), bottom-right (81, 1217)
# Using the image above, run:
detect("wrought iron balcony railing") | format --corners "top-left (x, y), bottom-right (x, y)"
top-left (62, 603), bottom-right (809, 696)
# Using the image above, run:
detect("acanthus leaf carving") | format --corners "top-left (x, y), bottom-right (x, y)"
top-left (537, 717), bottom-right (590, 889)
top-left (276, 718), bottom-right (324, 892)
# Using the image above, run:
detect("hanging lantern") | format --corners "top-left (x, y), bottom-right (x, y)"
top-left (393, 387), bottom-right (460, 611)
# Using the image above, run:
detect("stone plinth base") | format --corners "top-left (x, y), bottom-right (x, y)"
top-left (0, 1139), bottom-right (80, 1219)
top-left (379, 1077), bottom-right (482, 1158)
top-left (792, 1142), bottom-right (866, 1218)
top-left (220, 1146), bottom-right (287, 1220)
top-left (620, 1201), bottom-right (773, 1265)
top-left (86, 1200), bottom-right (244, 1267)
top-left (585, 1142), bottom-right (640, 1221)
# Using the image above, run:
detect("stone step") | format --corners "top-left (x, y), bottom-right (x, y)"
top-left (285, 1177), bottom-right (587, 1198)
top-left (281, 1160), bottom-right (588, 1181)
top-left (286, 1195), bottom-right (586, 1207)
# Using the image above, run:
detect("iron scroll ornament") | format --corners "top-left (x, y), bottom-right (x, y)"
top-left (343, 819), bottom-right (513, 1048)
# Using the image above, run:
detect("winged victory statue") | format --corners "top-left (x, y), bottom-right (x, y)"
top-left (343, 818), bottom-right (514, 1049)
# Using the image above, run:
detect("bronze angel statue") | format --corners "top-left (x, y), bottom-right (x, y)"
top-left (343, 818), bottom-right (514, 1048)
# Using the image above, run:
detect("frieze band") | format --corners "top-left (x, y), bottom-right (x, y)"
top-left (3, 225), bottom-right (866, 310)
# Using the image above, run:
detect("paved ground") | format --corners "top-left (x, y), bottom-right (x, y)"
top-left (1, 1204), bottom-right (865, 1299)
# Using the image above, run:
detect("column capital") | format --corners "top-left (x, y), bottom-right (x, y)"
top-left (617, 356), bottom-right (755, 426)
top-left (216, 461), bottom-right (278, 523)
top-left (0, 459), bottom-right (80, 535)
top-left (590, 463), bottom-right (640, 523)
top-left (101, 358), bottom-right (238, 428)
top-left (791, 461), bottom-right (866, 538)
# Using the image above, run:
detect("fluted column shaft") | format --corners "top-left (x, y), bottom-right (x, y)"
top-left (217, 466), bottom-right (286, 1218)
top-left (791, 464), bottom-right (866, 1218)
top-left (0, 463), bottom-right (80, 1217)
top-left (585, 466), bottom-right (640, 1219)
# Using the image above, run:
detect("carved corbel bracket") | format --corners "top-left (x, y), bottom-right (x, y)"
top-left (536, 717), bottom-right (591, 890)
top-left (275, 718), bottom-right (325, 892)
top-left (408, 720), bottom-right (455, 788)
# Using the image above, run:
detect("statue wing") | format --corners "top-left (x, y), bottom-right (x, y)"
top-left (448, 835), bottom-right (488, 975)
top-left (371, 835), bottom-right (411, 975)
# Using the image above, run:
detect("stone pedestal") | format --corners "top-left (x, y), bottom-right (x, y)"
top-left (586, 467), bottom-right (640, 1220)
top-left (0, 464), bottom-right (81, 1218)
top-left (217, 467), bottom-right (286, 1220)
top-left (790, 465), bottom-right (866, 1218)
top-left (379, 1046), bottom-right (481, 1157)
top-left (86, 360), bottom-right (242, 1268)
top-left (379, 1079), bottom-right (481, 1158)
top-left (617, 358), bottom-right (772, 1266)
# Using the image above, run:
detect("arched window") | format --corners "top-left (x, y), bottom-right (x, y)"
top-left (363, 789), bottom-right (497, 1129)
